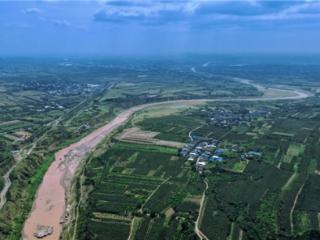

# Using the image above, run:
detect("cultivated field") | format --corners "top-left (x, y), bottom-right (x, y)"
top-left (71, 88), bottom-right (320, 240)
top-left (116, 127), bottom-right (185, 148)
top-left (0, 57), bottom-right (319, 240)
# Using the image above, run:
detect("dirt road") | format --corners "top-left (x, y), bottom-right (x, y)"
top-left (195, 179), bottom-right (209, 240)
top-left (0, 143), bottom-right (35, 210)
top-left (22, 82), bottom-right (311, 240)
top-left (0, 165), bottom-right (14, 209)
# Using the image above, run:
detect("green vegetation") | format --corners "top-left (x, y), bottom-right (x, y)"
top-left (73, 96), bottom-right (320, 240)
top-left (0, 57), bottom-right (320, 240)
top-left (7, 154), bottom-right (55, 239)
top-left (231, 160), bottom-right (248, 173)
top-left (256, 193), bottom-right (278, 237)
top-left (75, 137), bottom-right (204, 240)
top-left (137, 114), bottom-right (205, 142)
top-left (113, 142), bottom-right (178, 155)
top-left (283, 144), bottom-right (305, 163)
top-left (295, 212), bottom-right (311, 235)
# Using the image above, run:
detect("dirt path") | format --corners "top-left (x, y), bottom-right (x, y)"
top-left (290, 182), bottom-right (305, 234)
top-left (188, 126), bottom-right (202, 142)
top-left (140, 177), bottom-right (171, 211)
top-left (0, 165), bottom-right (14, 209)
top-left (195, 179), bottom-right (209, 240)
top-left (0, 142), bottom-right (36, 210)
top-left (239, 229), bottom-right (244, 240)
top-left (22, 82), bottom-right (311, 240)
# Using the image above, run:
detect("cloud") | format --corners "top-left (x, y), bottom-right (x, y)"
top-left (53, 19), bottom-right (72, 27)
top-left (94, 1), bottom-right (196, 25)
top-left (105, 1), bottom-right (145, 7)
top-left (21, 7), bottom-right (43, 15)
top-left (51, 19), bottom-right (86, 30)
top-left (252, 1), bottom-right (320, 20)
top-left (21, 5), bottom-right (86, 30)
top-left (93, 0), bottom-right (320, 27)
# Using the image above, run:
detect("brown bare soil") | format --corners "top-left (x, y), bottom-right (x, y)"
top-left (116, 127), bottom-right (185, 148)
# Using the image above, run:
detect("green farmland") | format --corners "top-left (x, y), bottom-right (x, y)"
top-left (76, 140), bottom-right (205, 240)
top-left (74, 97), bottom-right (320, 240)
top-left (0, 57), bottom-right (320, 240)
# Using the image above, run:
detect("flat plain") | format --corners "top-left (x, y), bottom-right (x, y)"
top-left (0, 56), bottom-right (319, 240)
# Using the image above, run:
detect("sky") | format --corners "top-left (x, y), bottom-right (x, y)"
top-left (0, 0), bottom-right (320, 56)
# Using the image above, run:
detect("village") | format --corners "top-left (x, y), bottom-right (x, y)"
top-left (204, 107), bottom-right (271, 128)
top-left (180, 133), bottom-right (262, 174)
top-left (178, 106), bottom-right (269, 173)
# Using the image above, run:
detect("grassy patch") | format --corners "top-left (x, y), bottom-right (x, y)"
top-left (283, 144), bottom-right (305, 163)
top-left (256, 193), bottom-right (278, 237)
top-left (282, 172), bottom-right (299, 192)
top-left (295, 211), bottom-right (311, 234)
top-left (231, 160), bottom-right (248, 173)
top-left (308, 159), bottom-right (317, 174)
top-left (128, 217), bottom-right (142, 240)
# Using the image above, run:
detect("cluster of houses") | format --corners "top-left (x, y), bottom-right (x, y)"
top-left (205, 107), bottom-right (271, 128)
top-left (180, 136), bottom-right (262, 174)
top-left (180, 137), bottom-right (225, 173)
top-left (19, 80), bottom-right (103, 113)
top-left (20, 79), bottom-right (101, 99)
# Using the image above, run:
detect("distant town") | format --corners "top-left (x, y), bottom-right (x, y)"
top-left (205, 107), bottom-right (271, 128)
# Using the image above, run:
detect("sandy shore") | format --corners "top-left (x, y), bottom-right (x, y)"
top-left (22, 81), bottom-right (311, 240)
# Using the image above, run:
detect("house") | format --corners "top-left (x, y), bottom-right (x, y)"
top-left (199, 142), bottom-right (208, 147)
top-left (190, 151), bottom-right (199, 157)
top-left (247, 151), bottom-right (262, 159)
top-left (231, 145), bottom-right (239, 152)
top-left (195, 161), bottom-right (207, 173)
top-left (209, 155), bottom-right (224, 162)
top-left (207, 143), bottom-right (216, 148)
top-left (211, 139), bottom-right (219, 144)
top-left (196, 146), bottom-right (203, 150)
top-left (182, 143), bottom-right (194, 150)
top-left (215, 148), bottom-right (225, 155)
top-left (199, 152), bottom-right (210, 161)
top-left (180, 149), bottom-right (189, 157)
top-left (196, 142), bottom-right (207, 150)
top-left (241, 151), bottom-right (262, 160)
top-left (196, 161), bottom-right (207, 166)
top-left (248, 151), bottom-right (261, 156)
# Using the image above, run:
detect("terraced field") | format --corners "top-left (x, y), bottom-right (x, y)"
top-left (78, 141), bottom-right (204, 240)
top-left (75, 98), bottom-right (320, 240)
